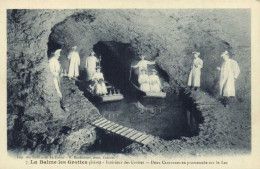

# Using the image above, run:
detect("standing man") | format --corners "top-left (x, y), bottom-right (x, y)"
top-left (217, 50), bottom-right (240, 107)
top-left (188, 52), bottom-right (203, 91)
top-left (85, 51), bottom-right (100, 81)
top-left (49, 49), bottom-right (63, 98)
top-left (131, 55), bottom-right (156, 75)
top-left (68, 46), bottom-right (81, 79)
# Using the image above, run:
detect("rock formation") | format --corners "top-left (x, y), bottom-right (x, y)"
top-left (7, 9), bottom-right (250, 154)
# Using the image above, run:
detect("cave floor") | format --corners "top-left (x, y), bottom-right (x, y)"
top-left (125, 90), bottom-right (251, 156)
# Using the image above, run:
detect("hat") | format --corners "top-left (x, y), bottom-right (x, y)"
top-left (54, 49), bottom-right (62, 55)
top-left (90, 52), bottom-right (96, 56)
top-left (151, 69), bottom-right (157, 73)
top-left (72, 46), bottom-right (78, 50)
top-left (222, 50), bottom-right (229, 55)
top-left (192, 52), bottom-right (200, 55)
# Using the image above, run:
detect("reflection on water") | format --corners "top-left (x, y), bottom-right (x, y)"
top-left (76, 78), bottom-right (199, 140)
top-left (96, 94), bottom-right (198, 140)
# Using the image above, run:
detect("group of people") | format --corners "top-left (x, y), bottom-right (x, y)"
top-left (48, 46), bottom-right (81, 99)
top-left (131, 55), bottom-right (162, 93)
top-left (89, 66), bottom-right (108, 96)
top-left (85, 51), bottom-right (108, 96)
top-left (187, 50), bottom-right (240, 106)
top-left (49, 45), bottom-right (240, 107)
top-left (49, 46), bottom-right (108, 98)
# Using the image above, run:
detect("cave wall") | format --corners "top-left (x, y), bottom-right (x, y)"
top-left (7, 9), bottom-right (250, 152)
top-left (49, 9), bottom-right (250, 102)
top-left (7, 9), bottom-right (99, 153)
top-left (7, 9), bottom-right (78, 118)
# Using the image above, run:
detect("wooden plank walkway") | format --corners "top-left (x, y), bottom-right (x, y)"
top-left (89, 116), bottom-right (156, 145)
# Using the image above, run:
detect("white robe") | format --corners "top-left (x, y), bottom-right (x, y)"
top-left (85, 56), bottom-right (98, 81)
top-left (92, 72), bottom-right (107, 95)
top-left (149, 74), bottom-right (161, 92)
top-left (68, 51), bottom-right (80, 78)
top-left (49, 57), bottom-right (62, 98)
top-left (138, 74), bottom-right (150, 92)
top-left (188, 57), bottom-right (203, 87)
top-left (133, 60), bottom-right (155, 74)
top-left (219, 58), bottom-right (240, 97)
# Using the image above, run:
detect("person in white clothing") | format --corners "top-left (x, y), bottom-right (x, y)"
top-left (188, 52), bottom-right (203, 91)
top-left (91, 66), bottom-right (108, 96)
top-left (217, 50), bottom-right (240, 107)
top-left (49, 49), bottom-right (62, 98)
top-left (85, 52), bottom-right (100, 81)
top-left (138, 69), bottom-right (150, 92)
top-left (149, 69), bottom-right (162, 92)
top-left (131, 55), bottom-right (156, 75)
top-left (68, 46), bottom-right (81, 79)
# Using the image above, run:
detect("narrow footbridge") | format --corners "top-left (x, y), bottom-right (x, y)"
top-left (88, 116), bottom-right (156, 145)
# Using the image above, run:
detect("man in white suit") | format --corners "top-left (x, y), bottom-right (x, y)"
top-left (85, 52), bottom-right (100, 81)
top-left (68, 46), bottom-right (81, 79)
top-left (49, 49), bottom-right (62, 98)
top-left (131, 55), bottom-right (156, 75)
top-left (217, 50), bottom-right (240, 107)
top-left (188, 52), bottom-right (203, 91)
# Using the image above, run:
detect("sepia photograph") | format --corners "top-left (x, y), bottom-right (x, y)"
top-left (1, 0), bottom-right (260, 169)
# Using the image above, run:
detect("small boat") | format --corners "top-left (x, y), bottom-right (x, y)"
top-left (85, 80), bottom-right (124, 103)
top-left (129, 68), bottom-right (166, 99)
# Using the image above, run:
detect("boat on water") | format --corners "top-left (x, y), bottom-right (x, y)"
top-left (63, 66), bottom-right (123, 102)
top-left (85, 80), bottom-right (124, 103)
top-left (129, 68), bottom-right (166, 99)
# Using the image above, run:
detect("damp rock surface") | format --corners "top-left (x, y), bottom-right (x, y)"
top-left (48, 9), bottom-right (250, 103)
top-left (124, 89), bottom-right (251, 156)
top-left (7, 9), bottom-right (250, 155)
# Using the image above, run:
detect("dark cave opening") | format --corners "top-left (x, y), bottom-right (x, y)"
top-left (92, 41), bottom-right (170, 100)
top-left (85, 41), bottom-right (201, 140)
top-left (93, 41), bottom-right (138, 100)
top-left (47, 37), bottom-right (62, 58)
top-left (46, 32), bottom-right (202, 150)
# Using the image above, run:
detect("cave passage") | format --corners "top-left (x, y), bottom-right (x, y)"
top-left (93, 41), bottom-right (170, 100)
top-left (86, 41), bottom-right (200, 140)
top-left (46, 33), bottom-right (200, 142)
top-left (93, 41), bottom-right (138, 100)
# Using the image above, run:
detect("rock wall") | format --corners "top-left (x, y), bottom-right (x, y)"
top-left (125, 88), bottom-right (251, 156)
top-left (49, 9), bottom-right (250, 102)
top-left (7, 9), bottom-right (99, 153)
top-left (7, 9), bottom-right (250, 153)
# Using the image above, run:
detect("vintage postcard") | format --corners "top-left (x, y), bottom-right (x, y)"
top-left (0, 0), bottom-right (260, 169)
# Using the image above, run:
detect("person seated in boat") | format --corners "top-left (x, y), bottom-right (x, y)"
top-left (149, 69), bottom-right (162, 92)
top-left (131, 55), bottom-right (156, 75)
top-left (91, 66), bottom-right (108, 96)
top-left (138, 69), bottom-right (151, 92)
top-left (88, 80), bottom-right (96, 93)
